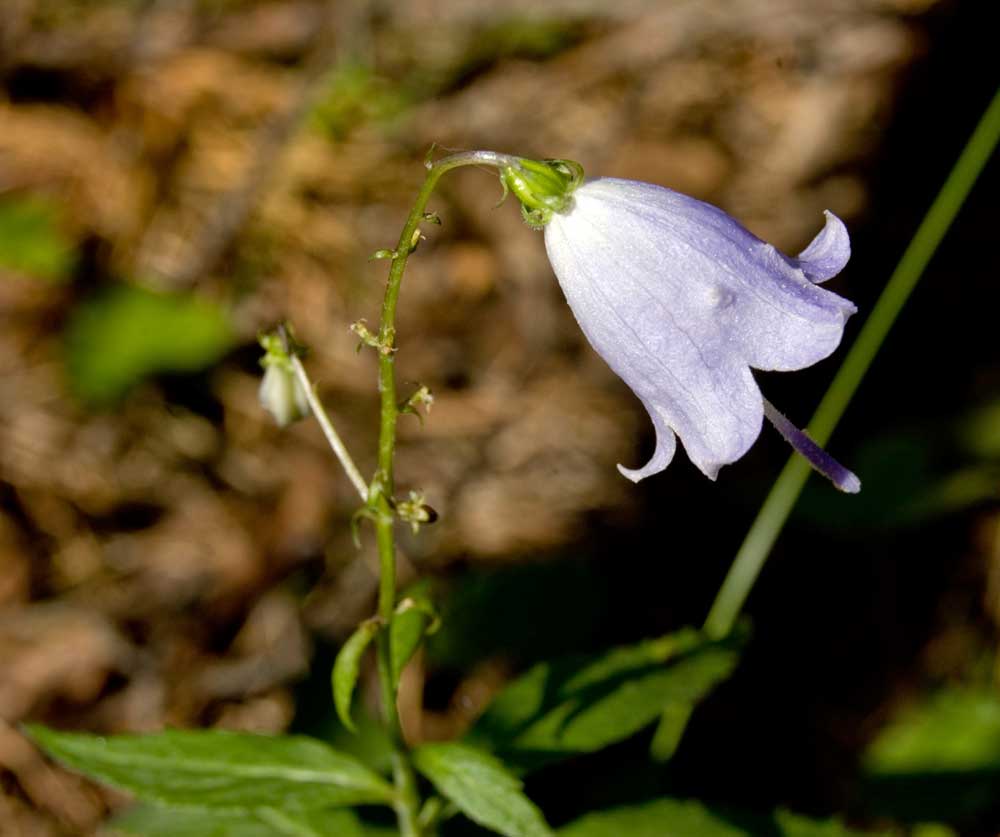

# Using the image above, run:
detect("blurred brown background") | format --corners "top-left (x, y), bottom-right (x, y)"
top-left (1, 0), bottom-right (998, 834)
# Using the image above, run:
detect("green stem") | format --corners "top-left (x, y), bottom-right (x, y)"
top-left (704, 84), bottom-right (1000, 640)
top-left (369, 150), bottom-right (518, 836)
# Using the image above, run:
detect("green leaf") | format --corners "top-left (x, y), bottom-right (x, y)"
top-left (862, 686), bottom-right (1000, 821)
top-left (557, 798), bottom-right (875, 837)
top-left (112, 805), bottom-right (275, 836)
top-left (771, 810), bottom-right (879, 837)
top-left (333, 619), bottom-right (380, 733)
top-left (467, 628), bottom-right (742, 772)
top-left (256, 807), bottom-right (366, 837)
top-left (0, 195), bottom-right (76, 282)
top-left (390, 589), bottom-right (438, 686)
top-left (865, 687), bottom-right (1000, 773)
top-left (112, 803), bottom-right (365, 837)
top-left (27, 726), bottom-right (393, 811)
top-left (65, 284), bottom-right (233, 405)
top-left (412, 742), bottom-right (551, 837)
top-left (309, 61), bottom-right (412, 140)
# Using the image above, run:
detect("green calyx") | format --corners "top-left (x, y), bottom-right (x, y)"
top-left (499, 157), bottom-right (584, 228)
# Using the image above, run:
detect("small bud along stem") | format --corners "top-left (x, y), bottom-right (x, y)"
top-left (369, 150), bottom-right (519, 836)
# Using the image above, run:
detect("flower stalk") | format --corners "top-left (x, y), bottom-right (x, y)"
top-left (289, 354), bottom-right (369, 501)
top-left (367, 149), bottom-right (521, 837)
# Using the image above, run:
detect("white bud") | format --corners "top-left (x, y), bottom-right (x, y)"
top-left (259, 361), bottom-right (310, 427)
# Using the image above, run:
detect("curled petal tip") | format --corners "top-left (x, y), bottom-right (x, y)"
top-left (616, 463), bottom-right (642, 484)
top-left (616, 446), bottom-right (675, 484)
top-left (795, 210), bottom-right (851, 284)
top-left (616, 405), bottom-right (678, 483)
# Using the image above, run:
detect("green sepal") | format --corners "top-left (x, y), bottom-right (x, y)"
top-left (500, 158), bottom-right (584, 228)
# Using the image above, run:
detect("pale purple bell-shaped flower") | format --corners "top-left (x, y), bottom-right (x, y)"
top-left (541, 176), bottom-right (860, 493)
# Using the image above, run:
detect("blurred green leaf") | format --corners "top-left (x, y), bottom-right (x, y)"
top-left (866, 688), bottom-right (1000, 773)
top-left (472, 18), bottom-right (581, 60)
top-left (309, 20), bottom-right (580, 141)
top-left (333, 620), bottom-right (380, 734)
top-left (862, 686), bottom-right (1000, 822)
top-left (412, 742), bottom-right (551, 837)
top-left (27, 726), bottom-right (393, 811)
top-left (112, 803), bottom-right (365, 837)
top-left (958, 400), bottom-right (1000, 459)
top-left (0, 194), bottom-right (76, 282)
top-left (909, 826), bottom-right (959, 837)
top-left (558, 798), bottom-right (875, 837)
top-left (466, 628), bottom-right (743, 772)
top-left (310, 62), bottom-right (412, 140)
top-left (65, 284), bottom-right (233, 405)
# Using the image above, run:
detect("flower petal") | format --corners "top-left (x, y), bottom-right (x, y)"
top-left (545, 195), bottom-right (763, 480)
top-left (792, 210), bottom-right (851, 284)
top-left (616, 399), bottom-right (677, 483)
top-left (565, 178), bottom-right (856, 373)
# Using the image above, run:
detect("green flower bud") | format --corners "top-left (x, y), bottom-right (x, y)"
top-left (500, 157), bottom-right (584, 228)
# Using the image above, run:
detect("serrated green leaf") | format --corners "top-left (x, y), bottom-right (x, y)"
top-left (27, 726), bottom-right (393, 811)
top-left (412, 742), bottom-right (551, 837)
top-left (0, 195), bottom-right (76, 282)
top-left (65, 284), bottom-right (233, 405)
top-left (333, 619), bottom-right (380, 733)
top-left (467, 628), bottom-right (742, 772)
top-left (557, 798), bottom-right (876, 837)
top-left (390, 591), bottom-right (438, 686)
top-left (112, 803), bottom-right (365, 837)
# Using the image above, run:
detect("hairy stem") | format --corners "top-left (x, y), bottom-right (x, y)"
top-left (370, 149), bottom-right (518, 836)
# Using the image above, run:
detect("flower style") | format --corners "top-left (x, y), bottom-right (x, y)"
top-left (510, 165), bottom-right (859, 492)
